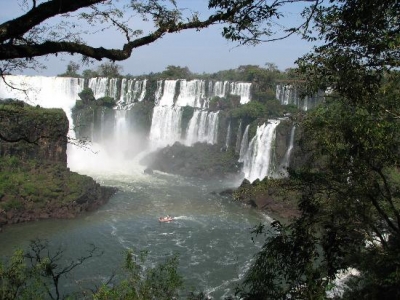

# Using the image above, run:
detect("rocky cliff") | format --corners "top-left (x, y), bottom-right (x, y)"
top-left (140, 142), bottom-right (243, 180)
top-left (0, 100), bottom-right (116, 229)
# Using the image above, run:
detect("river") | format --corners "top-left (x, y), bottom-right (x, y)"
top-left (0, 145), bottom-right (271, 299)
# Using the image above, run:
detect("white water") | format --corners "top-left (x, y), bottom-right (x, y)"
top-left (149, 106), bottom-right (183, 149)
top-left (185, 110), bottom-right (219, 146)
top-left (0, 75), bottom-right (84, 138)
top-left (278, 126), bottom-right (296, 176)
top-left (230, 82), bottom-right (252, 104)
top-left (116, 78), bottom-right (147, 109)
top-left (88, 77), bottom-right (119, 100)
top-left (239, 125), bottom-right (250, 162)
top-left (242, 120), bottom-right (280, 182)
top-left (276, 84), bottom-right (324, 111)
top-left (235, 121), bottom-right (242, 154)
top-left (176, 80), bottom-right (205, 108)
top-left (157, 80), bottom-right (177, 107)
top-left (225, 122), bottom-right (231, 149)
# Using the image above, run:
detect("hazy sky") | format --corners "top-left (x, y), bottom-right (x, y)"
top-left (1, 0), bottom-right (316, 76)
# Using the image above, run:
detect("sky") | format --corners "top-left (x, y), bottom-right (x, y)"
top-left (0, 0), bottom-right (316, 76)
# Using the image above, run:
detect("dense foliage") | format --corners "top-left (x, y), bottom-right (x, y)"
top-left (0, 240), bottom-right (188, 300)
top-left (238, 0), bottom-right (400, 299)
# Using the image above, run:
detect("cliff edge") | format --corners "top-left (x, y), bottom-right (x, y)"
top-left (0, 100), bottom-right (116, 229)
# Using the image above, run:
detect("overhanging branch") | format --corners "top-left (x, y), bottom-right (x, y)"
top-left (0, 13), bottom-right (224, 61)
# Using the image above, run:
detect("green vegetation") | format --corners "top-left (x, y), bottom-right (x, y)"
top-left (237, 1), bottom-right (400, 299)
top-left (58, 61), bottom-right (80, 78)
top-left (2, 0), bottom-right (400, 298)
top-left (0, 157), bottom-right (94, 212)
top-left (96, 97), bottom-right (116, 108)
top-left (94, 250), bottom-right (183, 300)
top-left (0, 239), bottom-right (192, 300)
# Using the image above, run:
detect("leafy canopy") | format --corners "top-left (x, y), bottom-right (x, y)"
top-left (239, 0), bottom-right (400, 299)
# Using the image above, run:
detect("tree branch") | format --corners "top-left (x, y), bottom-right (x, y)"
top-left (0, 13), bottom-right (224, 61)
top-left (0, 0), bottom-right (104, 43)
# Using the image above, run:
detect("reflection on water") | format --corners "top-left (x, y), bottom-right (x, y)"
top-left (0, 168), bottom-right (270, 299)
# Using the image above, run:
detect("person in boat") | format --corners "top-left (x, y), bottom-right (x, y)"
top-left (159, 215), bottom-right (174, 222)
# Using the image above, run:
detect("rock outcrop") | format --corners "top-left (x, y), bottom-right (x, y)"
top-left (232, 177), bottom-right (300, 220)
top-left (0, 100), bottom-right (116, 228)
top-left (141, 142), bottom-right (243, 180)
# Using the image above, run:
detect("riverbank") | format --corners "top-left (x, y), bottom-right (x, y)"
top-left (0, 157), bottom-right (117, 229)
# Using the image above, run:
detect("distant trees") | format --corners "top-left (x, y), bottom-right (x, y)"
top-left (160, 65), bottom-right (192, 79)
top-left (58, 61), bottom-right (80, 77)
top-left (96, 62), bottom-right (123, 78)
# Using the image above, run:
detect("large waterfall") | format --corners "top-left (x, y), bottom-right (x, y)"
top-left (0, 75), bottom-right (296, 183)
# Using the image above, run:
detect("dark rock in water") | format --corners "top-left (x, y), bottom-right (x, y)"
top-left (217, 189), bottom-right (235, 196)
top-left (233, 177), bottom-right (300, 220)
top-left (140, 142), bottom-right (242, 180)
top-left (144, 168), bottom-right (154, 175)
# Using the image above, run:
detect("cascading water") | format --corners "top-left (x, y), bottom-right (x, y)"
top-left (0, 75), bottom-right (84, 138)
top-left (175, 80), bottom-right (205, 108)
top-left (278, 126), bottom-right (296, 177)
top-left (276, 84), bottom-right (324, 111)
top-left (157, 80), bottom-right (177, 107)
top-left (230, 82), bottom-right (252, 104)
top-left (148, 80), bottom-right (183, 149)
top-left (225, 122), bottom-right (231, 149)
top-left (149, 106), bottom-right (183, 149)
top-left (242, 120), bottom-right (280, 182)
top-left (239, 125), bottom-right (250, 162)
top-left (185, 110), bottom-right (219, 146)
top-left (210, 81), bottom-right (229, 98)
top-left (116, 79), bottom-right (147, 109)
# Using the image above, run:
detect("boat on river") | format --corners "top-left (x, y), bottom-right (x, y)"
top-left (159, 216), bottom-right (174, 222)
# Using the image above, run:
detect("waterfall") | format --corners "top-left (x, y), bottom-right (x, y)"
top-left (242, 120), bottom-right (280, 182)
top-left (230, 82), bottom-right (251, 104)
top-left (238, 125), bottom-right (250, 162)
top-left (157, 80), bottom-right (177, 107)
top-left (0, 75), bottom-right (84, 138)
top-left (87, 77), bottom-right (119, 100)
top-left (211, 81), bottom-right (229, 98)
top-left (117, 79), bottom-right (147, 109)
top-left (278, 126), bottom-right (296, 177)
top-left (235, 121), bottom-right (242, 154)
top-left (176, 80), bottom-right (205, 108)
top-left (185, 110), bottom-right (219, 146)
top-left (114, 110), bottom-right (129, 157)
top-left (276, 84), bottom-right (324, 110)
top-left (149, 106), bottom-right (182, 149)
top-left (225, 122), bottom-right (231, 149)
